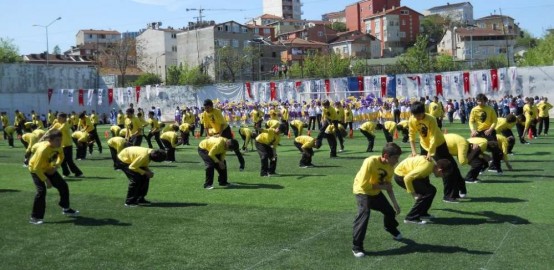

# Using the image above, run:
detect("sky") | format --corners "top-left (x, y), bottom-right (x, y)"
top-left (1, 0), bottom-right (553, 55)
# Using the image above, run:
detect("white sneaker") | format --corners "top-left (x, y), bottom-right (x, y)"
top-left (459, 193), bottom-right (467, 198)
top-left (29, 217), bottom-right (44, 225)
top-left (393, 233), bottom-right (403, 240)
top-left (204, 185), bottom-right (214, 190)
top-left (404, 219), bottom-right (427, 225)
top-left (352, 250), bottom-right (365, 258)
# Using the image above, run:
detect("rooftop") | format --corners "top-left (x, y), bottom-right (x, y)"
top-left (428, 2), bottom-right (472, 12)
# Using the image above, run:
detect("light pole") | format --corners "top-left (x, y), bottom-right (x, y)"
top-left (33, 17), bottom-right (62, 66)
top-left (155, 52), bottom-right (166, 80)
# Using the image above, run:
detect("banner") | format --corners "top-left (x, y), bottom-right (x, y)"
top-left (270, 82), bottom-right (276, 100)
top-left (387, 75), bottom-right (396, 98)
top-left (98, 89), bottom-right (104, 106)
top-left (135, 86), bottom-right (141, 103)
top-left (463, 72), bottom-right (470, 94)
top-left (324, 79), bottom-right (330, 96)
top-left (146, 85), bottom-right (151, 100)
top-left (108, 88), bottom-right (113, 105)
top-left (78, 89), bottom-right (84, 106)
top-left (68, 89), bottom-right (74, 104)
top-left (435, 74), bottom-right (443, 96)
top-left (491, 69), bottom-right (499, 91)
top-left (245, 82), bottom-right (252, 98)
top-left (47, 89), bottom-right (53, 104)
top-left (87, 89), bottom-right (94, 106)
top-left (380, 76), bottom-right (387, 97)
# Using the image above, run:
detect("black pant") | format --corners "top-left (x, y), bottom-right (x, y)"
top-left (31, 172), bottom-right (70, 219)
top-left (332, 120), bottom-right (344, 149)
top-left (120, 163), bottom-right (150, 204)
top-left (383, 130), bottom-right (393, 143)
top-left (308, 116), bottom-right (316, 130)
top-left (475, 130), bottom-right (501, 170)
top-left (146, 131), bottom-right (164, 149)
top-left (394, 175), bottom-right (436, 221)
top-left (282, 120), bottom-right (289, 135)
top-left (89, 127), bottom-right (102, 153)
top-left (501, 129), bottom-right (516, 153)
top-left (393, 109), bottom-right (401, 123)
top-left (421, 143), bottom-right (463, 199)
top-left (221, 126), bottom-right (245, 169)
top-left (198, 148), bottom-right (228, 187)
top-left (466, 148), bottom-right (486, 182)
top-left (61, 146), bottom-right (82, 176)
top-left (74, 139), bottom-right (87, 159)
top-left (352, 193), bottom-right (400, 251)
top-left (255, 142), bottom-right (276, 176)
top-left (316, 114), bottom-right (322, 129)
top-left (161, 139), bottom-right (175, 161)
top-left (179, 131), bottom-right (190, 145)
top-left (290, 125), bottom-right (299, 137)
top-left (294, 142), bottom-right (313, 166)
top-left (129, 134), bottom-right (143, 146)
top-left (360, 130), bottom-right (375, 152)
top-left (317, 122), bottom-right (337, 157)
top-left (516, 122), bottom-right (526, 143)
top-left (109, 147), bottom-right (120, 169)
top-left (538, 117), bottom-right (550, 135)
top-left (400, 128), bottom-right (409, 143)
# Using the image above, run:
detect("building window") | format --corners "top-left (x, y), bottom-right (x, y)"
top-left (89, 34), bottom-right (93, 38)
top-left (99, 34), bottom-right (106, 39)
top-left (254, 29), bottom-right (259, 34)
top-left (232, 39), bottom-right (239, 48)
top-left (399, 32), bottom-right (406, 38)
top-left (402, 20), bottom-right (406, 25)
top-left (343, 46), bottom-right (349, 54)
top-left (400, 10), bottom-right (409, 15)
top-left (318, 31), bottom-right (323, 37)
top-left (172, 46), bottom-right (177, 52)
top-left (171, 33), bottom-right (177, 38)
top-left (263, 28), bottom-right (271, 34)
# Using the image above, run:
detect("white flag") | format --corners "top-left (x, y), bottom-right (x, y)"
top-left (98, 89), bottom-right (104, 106)
top-left (87, 89), bottom-right (94, 106)
top-left (68, 89), bottom-right (74, 104)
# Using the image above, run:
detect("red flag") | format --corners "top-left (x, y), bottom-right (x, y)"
top-left (47, 89), bottom-right (53, 104)
top-left (357, 76), bottom-right (364, 93)
top-left (435, 74), bottom-right (443, 96)
top-left (295, 81), bottom-right (302, 91)
top-left (270, 82), bottom-right (276, 100)
top-left (78, 89), bottom-right (84, 106)
top-left (463, 72), bottom-right (470, 94)
top-left (108, 88), bottom-right (113, 105)
top-left (245, 82), bottom-right (252, 98)
top-left (324, 79), bottom-right (330, 96)
top-left (135, 86), bottom-right (141, 103)
top-left (490, 69), bottom-right (499, 91)
top-left (380, 77), bottom-right (387, 97)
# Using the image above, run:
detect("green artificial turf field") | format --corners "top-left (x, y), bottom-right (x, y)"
top-left (1, 122), bottom-right (553, 270)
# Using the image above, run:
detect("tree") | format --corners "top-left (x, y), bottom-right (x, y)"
top-left (397, 35), bottom-right (432, 73)
top-left (0, 38), bottom-right (23, 63)
top-left (216, 46), bottom-right (251, 82)
top-left (515, 29), bottom-right (538, 49)
top-left (519, 33), bottom-right (554, 66)
top-left (331, 22), bottom-right (348, 32)
top-left (434, 54), bottom-right (462, 72)
top-left (421, 15), bottom-right (451, 46)
top-left (100, 37), bottom-right (136, 87)
top-left (474, 55), bottom-right (508, 69)
top-left (302, 52), bottom-right (351, 78)
top-left (134, 72), bottom-right (162, 86)
top-left (166, 65), bottom-right (182, 85)
top-left (179, 65), bottom-right (213, 86)
top-left (52, 45), bottom-right (61, 55)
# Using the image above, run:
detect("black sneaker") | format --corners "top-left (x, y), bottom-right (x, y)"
top-left (137, 199), bottom-right (151, 205)
top-left (443, 198), bottom-right (460, 203)
top-left (124, 203), bottom-right (139, 207)
top-left (62, 208), bottom-right (80, 216)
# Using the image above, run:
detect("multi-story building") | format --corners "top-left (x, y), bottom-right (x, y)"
top-left (136, 22), bottom-right (183, 81)
top-left (329, 31), bottom-right (381, 59)
top-left (248, 24), bottom-right (277, 41)
top-left (277, 24), bottom-right (338, 44)
top-left (67, 29), bottom-right (121, 57)
top-left (177, 21), bottom-right (262, 80)
top-left (345, 0), bottom-right (400, 32)
top-left (475, 14), bottom-right (520, 35)
top-left (246, 14), bottom-right (283, 26)
top-left (279, 38), bottom-right (328, 68)
top-left (438, 27), bottom-right (515, 64)
top-left (424, 2), bottom-right (473, 25)
top-left (363, 6), bottom-right (423, 57)
top-left (263, 0), bottom-right (303, 20)
top-left (322, 10), bottom-right (346, 23)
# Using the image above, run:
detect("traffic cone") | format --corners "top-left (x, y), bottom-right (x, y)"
top-left (528, 129), bottom-right (533, 139)
top-left (349, 129), bottom-right (353, 138)
top-left (307, 130), bottom-right (311, 136)
top-left (231, 130), bottom-right (235, 138)
top-left (394, 129), bottom-right (399, 139)
top-left (288, 130), bottom-right (291, 138)
top-left (443, 128), bottom-right (448, 134)
top-left (104, 130), bottom-right (110, 139)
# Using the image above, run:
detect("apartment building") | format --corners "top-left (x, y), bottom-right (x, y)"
top-left (345, 0), bottom-right (400, 32)
top-left (136, 22), bottom-right (183, 81)
top-left (263, 0), bottom-right (303, 20)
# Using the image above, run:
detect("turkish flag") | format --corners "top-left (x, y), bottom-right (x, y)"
top-left (358, 76), bottom-right (364, 93)
top-left (245, 82), bottom-right (252, 98)
top-left (108, 88), bottom-right (113, 105)
top-left (78, 89), bottom-right (84, 106)
top-left (380, 77), bottom-right (387, 97)
top-left (463, 72), bottom-right (470, 94)
top-left (435, 75), bottom-right (443, 96)
top-left (47, 89), bottom-right (53, 104)
top-left (490, 69), bottom-right (499, 91)
top-left (324, 79), bottom-right (330, 96)
top-left (295, 81), bottom-right (302, 91)
top-left (135, 86), bottom-right (141, 103)
top-left (270, 82), bottom-right (276, 100)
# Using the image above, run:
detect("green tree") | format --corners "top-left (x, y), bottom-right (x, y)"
top-left (331, 22), bottom-right (348, 32)
top-left (421, 15), bottom-right (451, 45)
top-left (397, 35), bottom-right (432, 73)
top-left (302, 52), bottom-right (351, 78)
top-left (216, 46), bottom-right (251, 82)
top-left (166, 65), bottom-right (183, 85)
top-left (474, 55), bottom-right (508, 69)
top-left (515, 29), bottom-right (538, 48)
top-left (179, 65), bottom-right (213, 86)
top-left (351, 60), bottom-right (367, 76)
top-left (519, 33), bottom-right (554, 66)
top-left (433, 54), bottom-right (461, 72)
top-left (0, 38), bottom-right (23, 63)
top-left (52, 45), bottom-right (61, 55)
top-left (100, 37), bottom-right (136, 87)
top-left (134, 72), bottom-right (162, 86)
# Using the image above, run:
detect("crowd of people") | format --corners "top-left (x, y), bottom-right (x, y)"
top-left (0, 93), bottom-right (551, 258)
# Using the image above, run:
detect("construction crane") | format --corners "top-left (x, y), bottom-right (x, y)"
top-left (185, 7), bottom-right (245, 25)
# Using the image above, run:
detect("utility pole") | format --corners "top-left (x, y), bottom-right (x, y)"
top-left (499, 8), bottom-right (511, 66)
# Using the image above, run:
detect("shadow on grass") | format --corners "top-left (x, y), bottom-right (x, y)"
top-left (429, 217), bottom-right (488, 225)
top-left (512, 160), bottom-right (554, 163)
top-left (143, 202), bottom-right (208, 208)
top-left (499, 175), bottom-right (554, 179)
top-left (510, 168), bottom-right (544, 172)
top-left (465, 197), bottom-right (527, 203)
top-left (514, 151), bottom-right (551, 155)
top-left (81, 176), bottom-right (112, 180)
top-left (335, 156), bottom-right (367, 160)
top-left (479, 179), bottom-right (533, 184)
top-left (151, 164), bottom-right (178, 168)
top-left (225, 182), bottom-right (284, 189)
top-left (0, 189), bottom-right (19, 193)
top-left (51, 216), bottom-right (132, 226)
top-left (276, 173), bottom-right (328, 180)
top-left (365, 239), bottom-right (492, 256)
top-left (435, 209), bottom-right (530, 225)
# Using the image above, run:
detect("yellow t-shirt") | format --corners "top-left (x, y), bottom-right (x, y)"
top-left (198, 137), bottom-right (227, 162)
top-left (28, 141), bottom-right (64, 182)
top-left (408, 114), bottom-right (445, 156)
top-left (469, 105), bottom-right (497, 132)
top-left (294, 135), bottom-right (314, 149)
top-left (353, 156), bottom-right (394, 196)
top-left (444, 133), bottom-right (469, 165)
top-left (107, 137), bottom-right (127, 153)
top-left (394, 156), bottom-right (434, 193)
top-left (117, 147), bottom-right (153, 175)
